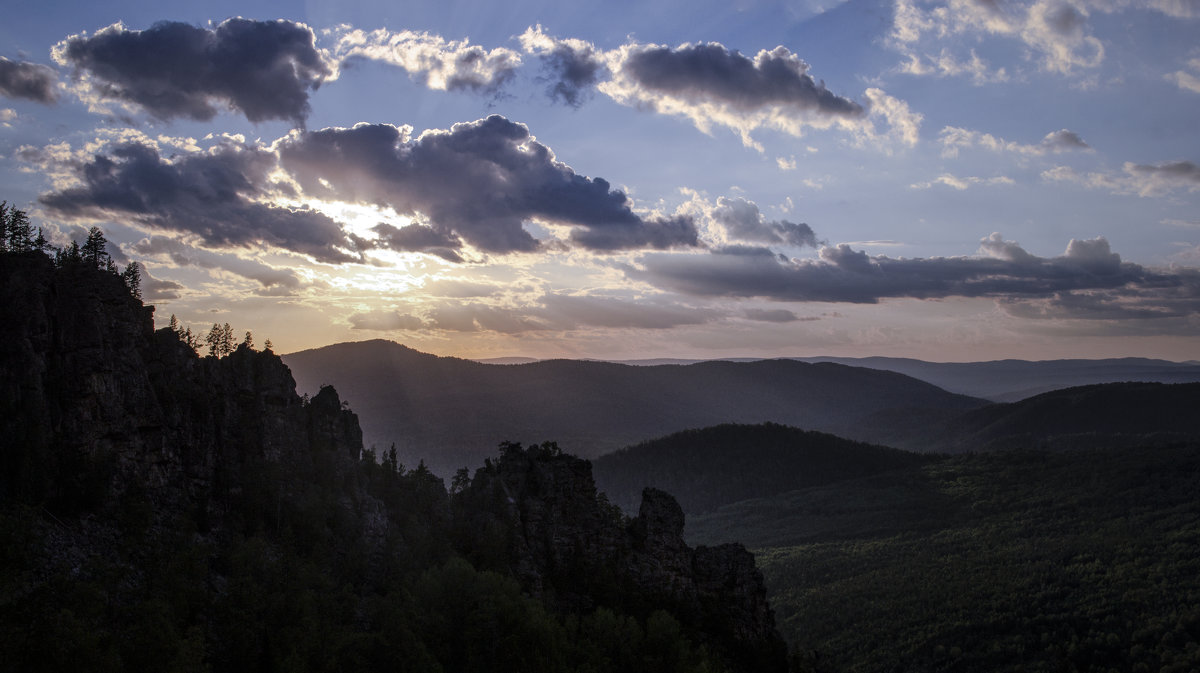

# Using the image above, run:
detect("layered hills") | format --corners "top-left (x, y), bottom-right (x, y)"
top-left (283, 339), bottom-right (986, 476)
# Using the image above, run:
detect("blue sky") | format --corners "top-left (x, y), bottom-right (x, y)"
top-left (2, 0), bottom-right (1198, 361)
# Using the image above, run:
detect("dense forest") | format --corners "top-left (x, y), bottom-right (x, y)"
top-left (688, 440), bottom-right (1200, 672)
top-left (593, 423), bottom-right (936, 515)
top-left (0, 213), bottom-right (787, 673)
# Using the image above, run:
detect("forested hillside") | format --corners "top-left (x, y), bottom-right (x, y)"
top-left (592, 423), bottom-right (935, 514)
top-left (688, 443), bottom-right (1200, 673)
top-left (0, 227), bottom-right (787, 673)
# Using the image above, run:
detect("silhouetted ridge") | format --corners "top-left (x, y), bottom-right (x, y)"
top-left (932, 381), bottom-right (1200, 452)
top-left (593, 423), bottom-right (935, 515)
top-left (284, 340), bottom-right (987, 476)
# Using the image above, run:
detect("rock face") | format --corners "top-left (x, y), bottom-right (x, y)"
top-left (0, 252), bottom-right (362, 515)
top-left (455, 444), bottom-right (788, 673)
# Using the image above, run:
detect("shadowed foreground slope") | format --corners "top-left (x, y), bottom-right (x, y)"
top-left (0, 248), bottom-right (787, 673)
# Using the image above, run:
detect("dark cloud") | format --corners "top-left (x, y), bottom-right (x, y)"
top-left (349, 309), bottom-right (426, 331)
top-left (712, 196), bottom-right (819, 248)
top-left (1126, 160), bottom-right (1200, 185)
top-left (40, 140), bottom-right (357, 263)
top-left (540, 46), bottom-right (603, 107)
top-left (54, 18), bottom-right (331, 124)
top-left (0, 57), bottom-right (58, 103)
top-left (742, 307), bottom-right (801, 323)
top-left (999, 268), bottom-right (1200, 324)
top-left (371, 222), bottom-right (464, 263)
top-left (278, 115), bottom-right (700, 253)
top-left (1040, 128), bottom-right (1089, 151)
top-left (131, 235), bottom-right (302, 287)
top-left (622, 43), bottom-right (863, 118)
top-left (541, 293), bottom-right (718, 329)
top-left (140, 266), bottom-right (184, 301)
top-left (634, 234), bottom-right (1188, 309)
top-left (519, 27), bottom-right (606, 107)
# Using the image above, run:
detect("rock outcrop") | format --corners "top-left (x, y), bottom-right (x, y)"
top-left (0, 252), bottom-right (362, 517)
top-left (455, 444), bottom-right (788, 672)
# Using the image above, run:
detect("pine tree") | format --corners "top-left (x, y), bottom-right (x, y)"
top-left (0, 202), bottom-right (8, 252)
top-left (264, 338), bottom-right (273, 352)
top-left (221, 323), bottom-right (235, 356)
top-left (81, 227), bottom-right (108, 269)
top-left (205, 323), bottom-right (222, 357)
top-left (169, 314), bottom-right (180, 334)
top-left (242, 331), bottom-right (254, 350)
top-left (4, 204), bottom-right (33, 252)
top-left (121, 262), bottom-right (142, 299)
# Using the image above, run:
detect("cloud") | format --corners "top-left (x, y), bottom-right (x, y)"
top-left (371, 222), bottom-right (464, 263)
top-left (333, 27), bottom-right (520, 94)
top-left (1168, 58), bottom-right (1200, 93)
top-left (910, 173), bottom-right (1016, 189)
top-left (419, 278), bottom-right (500, 298)
top-left (633, 234), bottom-right (1189, 312)
top-left (348, 309), bottom-right (426, 331)
top-left (998, 266), bottom-right (1200, 324)
top-left (0, 57), bottom-right (59, 103)
top-left (518, 28), bottom-right (918, 150)
top-left (939, 126), bottom-right (1090, 158)
top-left (743, 307), bottom-right (803, 323)
top-left (53, 18), bottom-right (332, 124)
top-left (710, 196), bottom-right (820, 247)
top-left (277, 115), bottom-right (700, 254)
top-left (541, 293), bottom-right (719, 329)
top-left (428, 303), bottom-right (547, 333)
top-left (36, 139), bottom-right (360, 263)
top-left (1043, 160), bottom-right (1200, 196)
top-left (520, 25), bottom-right (604, 107)
top-left (896, 48), bottom-right (1009, 84)
top-left (601, 40), bottom-right (878, 149)
top-left (130, 235), bottom-right (302, 288)
top-left (141, 267), bottom-right (185, 301)
top-left (892, 0), bottom-right (1105, 76)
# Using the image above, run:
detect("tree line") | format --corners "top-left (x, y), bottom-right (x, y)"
top-left (2, 201), bottom-right (141, 298)
top-left (2, 201), bottom-right (272, 359)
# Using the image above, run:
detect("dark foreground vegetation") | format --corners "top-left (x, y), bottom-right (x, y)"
top-left (688, 441), bottom-right (1200, 673)
top-left (0, 223), bottom-right (785, 673)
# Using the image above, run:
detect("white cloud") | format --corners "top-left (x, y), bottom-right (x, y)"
top-left (1167, 58), bottom-right (1200, 93)
top-left (910, 173), bottom-right (1016, 190)
top-left (1043, 161), bottom-right (1200, 196)
top-left (892, 0), bottom-right (1104, 78)
top-left (939, 126), bottom-right (1090, 158)
top-left (332, 26), bottom-right (521, 92)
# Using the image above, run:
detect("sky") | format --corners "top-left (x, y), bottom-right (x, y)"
top-left (1, 0), bottom-right (1198, 362)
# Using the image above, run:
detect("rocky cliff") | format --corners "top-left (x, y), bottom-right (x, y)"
top-left (455, 443), bottom-right (788, 672)
top-left (0, 251), bottom-right (362, 518)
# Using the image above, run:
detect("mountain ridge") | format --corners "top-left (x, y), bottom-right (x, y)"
top-left (283, 339), bottom-right (987, 476)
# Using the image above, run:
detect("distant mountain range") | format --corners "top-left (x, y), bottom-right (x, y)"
top-left (477, 354), bottom-right (1200, 402)
top-left (282, 340), bottom-right (984, 476)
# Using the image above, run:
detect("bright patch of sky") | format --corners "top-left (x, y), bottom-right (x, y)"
top-left (1, 0), bottom-right (1197, 361)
